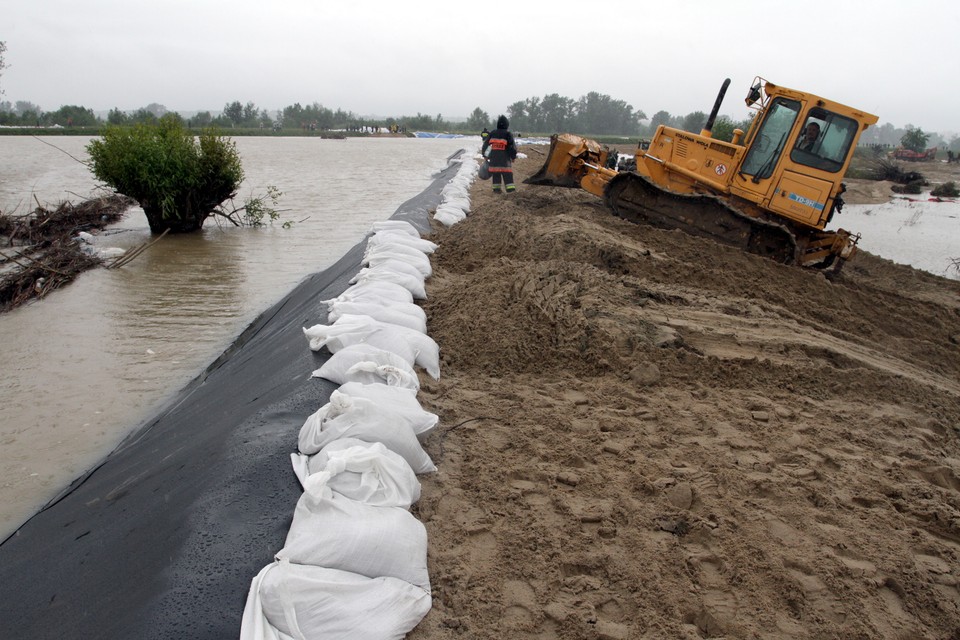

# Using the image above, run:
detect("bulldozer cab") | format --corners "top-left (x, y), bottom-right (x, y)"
top-left (733, 80), bottom-right (878, 229)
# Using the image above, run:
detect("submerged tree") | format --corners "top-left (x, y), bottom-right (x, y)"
top-left (900, 126), bottom-right (930, 153)
top-left (87, 115), bottom-right (244, 233)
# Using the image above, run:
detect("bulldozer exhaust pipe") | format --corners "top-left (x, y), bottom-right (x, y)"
top-left (700, 78), bottom-right (731, 137)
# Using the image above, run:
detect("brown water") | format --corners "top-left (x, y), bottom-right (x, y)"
top-left (0, 135), bottom-right (475, 538)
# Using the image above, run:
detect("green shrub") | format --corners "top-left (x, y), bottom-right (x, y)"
top-left (87, 115), bottom-right (244, 233)
top-left (239, 185), bottom-right (284, 226)
top-left (891, 183), bottom-right (922, 195)
top-left (868, 159), bottom-right (929, 189)
top-left (931, 181), bottom-right (960, 198)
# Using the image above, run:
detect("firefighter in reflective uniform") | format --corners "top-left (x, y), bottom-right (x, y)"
top-left (481, 115), bottom-right (518, 193)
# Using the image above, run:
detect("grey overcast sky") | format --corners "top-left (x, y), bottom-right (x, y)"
top-left (3, 0), bottom-right (958, 134)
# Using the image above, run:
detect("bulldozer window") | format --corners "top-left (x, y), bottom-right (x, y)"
top-left (740, 98), bottom-right (800, 180)
top-left (790, 112), bottom-right (859, 173)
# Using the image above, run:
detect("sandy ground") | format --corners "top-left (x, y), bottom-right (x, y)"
top-left (842, 155), bottom-right (960, 206)
top-left (407, 149), bottom-right (960, 639)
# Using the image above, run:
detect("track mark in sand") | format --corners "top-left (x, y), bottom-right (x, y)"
top-left (508, 472), bottom-right (554, 509)
top-left (773, 611), bottom-right (807, 638)
top-left (483, 427), bottom-right (514, 453)
top-left (509, 478), bottom-right (539, 493)
top-left (522, 491), bottom-right (551, 507)
top-left (867, 576), bottom-right (922, 631)
top-left (912, 551), bottom-right (960, 598)
top-left (698, 556), bottom-right (740, 619)
top-left (564, 495), bottom-right (612, 536)
top-left (597, 597), bottom-right (626, 623)
top-left (679, 469), bottom-right (720, 506)
top-left (784, 561), bottom-right (847, 624)
top-left (468, 531), bottom-right (498, 568)
top-left (914, 464), bottom-right (960, 494)
top-left (661, 305), bottom-right (960, 397)
top-left (913, 552), bottom-right (954, 578)
top-left (547, 559), bottom-right (634, 635)
top-left (501, 579), bottom-right (538, 629)
top-left (714, 420), bottom-right (765, 455)
top-left (833, 547), bottom-right (878, 578)
top-left (666, 464), bottom-right (721, 507)
top-left (775, 446), bottom-right (833, 483)
top-left (685, 548), bottom-right (739, 634)
top-left (766, 517), bottom-right (806, 548)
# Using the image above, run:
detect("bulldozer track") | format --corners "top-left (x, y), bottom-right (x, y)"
top-left (604, 173), bottom-right (799, 265)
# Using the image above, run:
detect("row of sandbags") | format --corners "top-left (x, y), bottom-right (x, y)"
top-left (240, 154), bottom-right (478, 639)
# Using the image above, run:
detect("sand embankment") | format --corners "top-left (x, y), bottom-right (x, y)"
top-left (409, 148), bottom-right (960, 638)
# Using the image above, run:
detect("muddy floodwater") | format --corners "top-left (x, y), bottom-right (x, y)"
top-left (0, 134), bottom-right (475, 538)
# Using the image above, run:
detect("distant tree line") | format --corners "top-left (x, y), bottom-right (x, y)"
top-left (859, 122), bottom-right (953, 151)
top-left (466, 95), bottom-right (756, 141)
top-left (1, 91), bottom-right (958, 153)
top-left (465, 92), bottom-right (960, 153)
top-left (0, 101), bottom-right (99, 127)
top-left (0, 98), bottom-right (449, 134)
top-left (497, 92), bottom-right (647, 137)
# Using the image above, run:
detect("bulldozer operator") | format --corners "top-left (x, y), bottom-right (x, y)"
top-left (797, 121), bottom-right (821, 152)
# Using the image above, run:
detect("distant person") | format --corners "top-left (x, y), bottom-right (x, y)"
top-left (480, 127), bottom-right (490, 143)
top-left (797, 122), bottom-right (820, 152)
top-left (481, 115), bottom-right (518, 194)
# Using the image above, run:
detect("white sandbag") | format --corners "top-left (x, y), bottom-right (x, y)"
top-left (303, 316), bottom-right (389, 355)
top-left (441, 194), bottom-right (471, 214)
top-left (324, 280), bottom-right (414, 306)
top-left (441, 181), bottom-right (469, 199)
top-left (350, 267), bottom-right (427, 300)
top-left (434, 213), bottom-right (464, 227)
top-left (298, 391), bottom-right (436, 473)
top-left (341, 361), bottom-right (420, 390)
top-left (304, 314), bottom-right (440, 379)
top-left (367, 231), bottom-right (438, 254)
top-left (240, 560), bottom-right (431, 640)
top-left (336, 382), bottom-right (437, 438)
top-left (350, 258), bottom-right (425, 287)
top-left (326, 299), bottom-right (427, 334)
top-left (303, 314), bottom-right (410, 359)
top-left (442, 184), bottom-right (471, 201)
top-left (290, 438), bottom-right (420, 508)
top-left (313, 358), bottom-right (420, 391)
top-left (364, 239), bottom-right (431, 263)
top-left (363, 244), bottom-right (432, 278)
top-left (370, 220), bottom-right (420, 237)
top-left (277, 475), bottom-right (429, 590)
top-left (441, 178), bottom-right (471, 196)
top-left (312, 345), bottom-right (421, 391)
top-left (434, 202), bottom-right (468, 227)
top-left (369, 229), bottom-right (437, 251)
top-left (440, 163), bottom-right (476, 210)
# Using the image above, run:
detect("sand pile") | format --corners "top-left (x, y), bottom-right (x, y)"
top-left (408, 149), bottom-right (960, 638)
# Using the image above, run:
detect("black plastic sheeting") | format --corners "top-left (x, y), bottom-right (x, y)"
top-left (0, 150), bottom-right (464, 640)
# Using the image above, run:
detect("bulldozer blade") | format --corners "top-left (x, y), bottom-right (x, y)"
top-left (525, 133), bottom-right (610, 188)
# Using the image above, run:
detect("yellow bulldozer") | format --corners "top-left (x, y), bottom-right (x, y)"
top-left (526, 77), bottom-right (879, 273)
